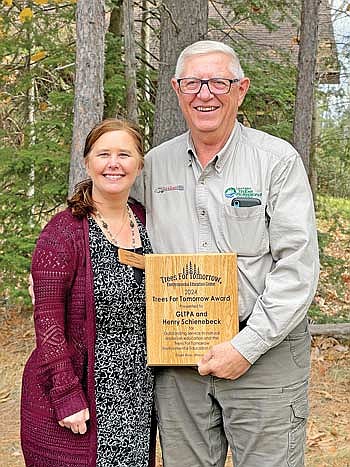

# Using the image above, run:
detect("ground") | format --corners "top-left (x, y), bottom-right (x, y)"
top-left (0, 308), bottom-right (349, 467)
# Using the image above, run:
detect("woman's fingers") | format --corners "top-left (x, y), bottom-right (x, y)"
top-left (71, 424), bottom-right (79, 434)
top-left (77, 422), bottom-right (87, 434)
top-left (58, 408), bottom-right (89, 434)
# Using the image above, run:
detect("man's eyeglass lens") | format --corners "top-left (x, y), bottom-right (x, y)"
top-left (178, 78), bottom-right (239, 94)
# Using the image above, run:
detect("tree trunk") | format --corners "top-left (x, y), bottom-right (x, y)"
top-left (292, 0), bottom-right (321, 174)
top-left (68, 0), bottom-right (105, 195)
top-left (309, 97), bottom-right (319, 205)
top-left (141, 0), bottom-right (152, 145)
top-left (123, 0), bottom-right (139, 124)
top-left (104, 0), bottom-right (123, 118)
top-left (153, 0), bottom-right (208, 147)
top-left (310, 323), bottom-right (350, 339)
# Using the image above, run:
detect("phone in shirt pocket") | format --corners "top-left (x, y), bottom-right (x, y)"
top-left (231, 197), bottom-right (261, 208)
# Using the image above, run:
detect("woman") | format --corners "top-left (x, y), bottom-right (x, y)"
top-left (21, 119), bottom-right (154, 467)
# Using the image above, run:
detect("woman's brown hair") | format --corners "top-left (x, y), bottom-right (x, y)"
top-left (67, 118), bottom-right (144, 218)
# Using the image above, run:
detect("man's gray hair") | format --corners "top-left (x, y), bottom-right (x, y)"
top-left (175, 40), bottom-right (244, 79)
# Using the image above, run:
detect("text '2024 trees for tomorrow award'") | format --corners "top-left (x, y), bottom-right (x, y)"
top-left (145, 253), bottom-right (238, 366)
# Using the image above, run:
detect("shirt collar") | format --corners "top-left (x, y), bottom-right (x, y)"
top-left (186, 121), bottom-right (242, 172)
top-left (186, 132), bottom-right (195, 166)
top-left (215, 121), bottom-right (241, 173)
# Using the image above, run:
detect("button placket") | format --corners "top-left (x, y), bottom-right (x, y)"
top-left (196, 174), bottom-right (211, 252)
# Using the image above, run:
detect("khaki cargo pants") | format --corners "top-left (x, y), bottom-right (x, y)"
top-left (154, 318), bottom-right (310, 467)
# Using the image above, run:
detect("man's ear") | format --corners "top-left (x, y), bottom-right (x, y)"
top-left (171, 77), bottom-right (180, 95)
top-left (238, 77), bottom-right (250, 107)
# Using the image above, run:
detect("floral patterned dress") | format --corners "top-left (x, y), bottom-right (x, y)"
top-left (88, 215), bottom-right (154, 467)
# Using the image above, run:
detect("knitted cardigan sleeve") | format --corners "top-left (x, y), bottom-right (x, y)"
top-left (31, 211), bottom-right (88, 421)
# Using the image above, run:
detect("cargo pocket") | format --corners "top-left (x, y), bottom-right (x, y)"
top-left (287, 398), bottom-right (309, 467)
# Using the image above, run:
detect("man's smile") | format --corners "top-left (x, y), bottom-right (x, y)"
top-left (194, 105), bottom-right (219, 112)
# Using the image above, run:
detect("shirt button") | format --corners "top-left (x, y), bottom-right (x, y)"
top-left (202, 242), bottom-right (208, 247)
top-left (200, 210), bottom-right (206, 216)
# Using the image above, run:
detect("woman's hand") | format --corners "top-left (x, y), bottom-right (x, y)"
top-left (28, 273), bottom-right (35, 305)
top-left (58, 408), bottom-right (90, 434)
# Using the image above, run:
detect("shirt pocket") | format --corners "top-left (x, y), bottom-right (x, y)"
top-left (219, 204), bottom-right (269, 256)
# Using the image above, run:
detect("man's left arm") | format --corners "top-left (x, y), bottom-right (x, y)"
top-left (198, 153), bottom-right (319, 379)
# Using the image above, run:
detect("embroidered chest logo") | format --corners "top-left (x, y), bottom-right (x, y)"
top-left (224, 186), bottom-right (262, 207)
top-left (154, 184), bottom-right (185, 194)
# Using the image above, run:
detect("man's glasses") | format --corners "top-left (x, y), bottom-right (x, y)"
top-left (177, 78), bottom-right (240, 95)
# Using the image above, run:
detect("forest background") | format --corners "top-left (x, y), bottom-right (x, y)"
top-left (0, 0), bottom-right (349, 324)
top-left (0, 1), bottom-right (349, 466)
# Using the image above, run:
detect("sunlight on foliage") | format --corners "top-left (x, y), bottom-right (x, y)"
top-left (33, 0), bottom-right (48, 4)
top-left (39, 101), bottom-right (49, 111)
top-left (52, 0), bottom-right (77, 3)
top-left (19, 7), bottom-right (34, 23)
top-left (31, 50), bottom-right (46, 62)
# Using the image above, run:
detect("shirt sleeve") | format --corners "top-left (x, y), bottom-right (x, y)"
top-left (131, 166), bottom-right (147, 206)
top-left (31, 219), bottom-right (88, 421)
top-left (231, 153), bottom-right (319, 364)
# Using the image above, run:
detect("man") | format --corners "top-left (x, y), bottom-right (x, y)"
top-left (133, 40), bottom-right (319, 467)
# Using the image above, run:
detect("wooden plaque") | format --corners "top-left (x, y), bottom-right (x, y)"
top-left (145, 253), bottom-right (238, 366)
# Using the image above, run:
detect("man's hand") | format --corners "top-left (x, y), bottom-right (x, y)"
top-left (58, 408), bottom-right (90, 435)
top-left (197, 342), bottom-right (251, 380)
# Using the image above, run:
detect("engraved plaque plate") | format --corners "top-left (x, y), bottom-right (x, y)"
top-left (145, 253), bottom-right (238, 366)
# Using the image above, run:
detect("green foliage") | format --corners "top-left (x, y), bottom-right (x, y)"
top-left (209, 0), bottom-right (299, 141)
top-left (209, 0), bottom-right (299, 32)
top-left (136, 67), bottom-right (157, 151)
top-left (104, 32), bottom-right (126, 118)
top-left (316, 101), bottom-right (350, 198)
top-left (0, 141), bottom-right (69, 306)
top-left (0, 2), bottom-right (76, 137)
top-left (241, 53), bottom-right (296, 141)
top-left (103, 18), bottom-right (157, 149)
top-left (315, 2), bottom-right (350, 200)
top-left (1, 0), bottom-right (348, 320)
top-left (310, 195), bottom-right (350, 324)
top-left (316, 195), bottom-right (350, 226)
top-left (0, 1), bottom-right (75, 305)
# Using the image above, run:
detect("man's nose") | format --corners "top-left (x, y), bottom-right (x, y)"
top-left (197, 82), bottom-right (213, 99)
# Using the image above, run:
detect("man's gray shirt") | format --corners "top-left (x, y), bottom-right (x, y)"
top-left (132, 122), bottom-right (319, 364)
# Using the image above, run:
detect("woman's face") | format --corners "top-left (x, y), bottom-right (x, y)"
top-left (85, 130), bottom-right (142, 202)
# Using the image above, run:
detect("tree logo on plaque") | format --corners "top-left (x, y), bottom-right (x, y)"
top-left (145, 253), bottom-right (238, 366)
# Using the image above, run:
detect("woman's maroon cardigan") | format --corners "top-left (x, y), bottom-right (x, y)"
top-left (21, 204), bottom-right (155, 467)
